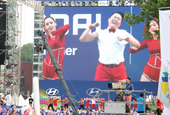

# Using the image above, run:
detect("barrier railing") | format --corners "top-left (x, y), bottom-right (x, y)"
top-left (97, 89), bottom-right (153, 115)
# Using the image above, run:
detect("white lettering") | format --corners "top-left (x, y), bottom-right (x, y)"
top-left (73, 14), bottom-right (92, 35)
top-left (65, 47), bottom-right (77, 55)
top-left (50, 14), bottom-right (102, 35)
top-left (96, 14), bottom-right (101, 31)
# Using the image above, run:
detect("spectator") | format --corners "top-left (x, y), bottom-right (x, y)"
top-left (29, 96), bottom-right (34, 107)
top-left (137, 93), bottom-right (145, 113)
top-left (154, 98), bottom-right (163, 115)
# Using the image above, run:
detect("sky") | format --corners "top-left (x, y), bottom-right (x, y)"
top-left (21, 3), bottom-right (34, 46)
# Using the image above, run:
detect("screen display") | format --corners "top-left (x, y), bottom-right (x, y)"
top-left (43, 6), bottom-right (158, 82)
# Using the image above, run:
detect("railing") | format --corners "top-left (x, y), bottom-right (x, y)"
top-left (97, 89), bottom-right (153, 115)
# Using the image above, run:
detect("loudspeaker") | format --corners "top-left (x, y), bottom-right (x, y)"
top-left (0, 4), bottom-right (6, 65)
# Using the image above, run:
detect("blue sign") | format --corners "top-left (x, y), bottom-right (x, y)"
top-left (39, 80), bottom-right (158, 108)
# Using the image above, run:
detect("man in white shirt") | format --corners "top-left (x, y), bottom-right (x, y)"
top-left (79, 11), bottom-right (140, 81)
top-left (90, 97), bottom-right (97, 111)
top-left (5, 92), bottom-right (11, 106)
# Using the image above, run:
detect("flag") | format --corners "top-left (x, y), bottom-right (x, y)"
top-left (157, 64), bottom-right (170, 109)
top-left (158, 10), bottom-right (170, 110)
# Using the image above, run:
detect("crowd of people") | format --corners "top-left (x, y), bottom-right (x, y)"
top-left (0, 78), bottom-right (164, 115)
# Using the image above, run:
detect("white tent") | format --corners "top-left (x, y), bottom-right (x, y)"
top-left (18, 95), bottom-right (27, 106)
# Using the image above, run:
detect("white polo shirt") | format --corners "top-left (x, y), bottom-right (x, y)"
top-left (97, 28), bottom-right (128, 64)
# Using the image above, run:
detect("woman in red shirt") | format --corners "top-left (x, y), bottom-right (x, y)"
top-left (129, 18), bottom-right (160, 82)
top-left (53, 97), bottom-right (59, 109)
top-left (43, 16), bottom-right (70, 80)
top-left (85, 97), bottom-right (90, 110)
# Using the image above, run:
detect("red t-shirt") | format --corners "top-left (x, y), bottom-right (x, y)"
top-left (49, 99), bottom-right (53, 104)
top-left (100, 99), bottom-right (105, 107)
top-left (54, 99), bottom-right (59, 106)
top-left (156, 99), bottom-right (163, 110)
top-left (65, 98), bottom-right (68, 104)
top-left (80, 100), bottom-right (84, 105)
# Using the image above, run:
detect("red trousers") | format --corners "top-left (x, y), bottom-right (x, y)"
top-left (94, 62), bottom-right (127, 81)
top-left (91, 104), bottom-right (97, 111)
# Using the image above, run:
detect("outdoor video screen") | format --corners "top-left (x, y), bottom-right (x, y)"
top-left (43, 6), bottom-right (158, 82)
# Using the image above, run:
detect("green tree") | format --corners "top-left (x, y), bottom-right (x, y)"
top-left (124, 0), bottom-right (170, 39)
top-left (21, 43), bottom-right (34, 62)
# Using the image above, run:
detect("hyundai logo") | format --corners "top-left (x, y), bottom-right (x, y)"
top-left (46, 88), bottom-right (59, 96)
top-left (86, 88), bottom-right (103, 97)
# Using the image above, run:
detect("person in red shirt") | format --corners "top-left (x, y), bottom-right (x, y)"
top-left (53, 97), bottom-right (59, 109)
top-left (62, 97), bottom-right (69, 108)
top-left (85, 97), bottom-right (90, 110)
top-left (154, 98), bottom-right (163, 115)
top-left (132, 97), bottom-right (137, 112)
top-left (129, 18), bottom-right (160, 82)
top-left (78, 97), bottom-right (85, 110)
top-left (48, 97), bottom-right (54, 111)
top-left (99, 98), bottom-right (105, 112)
top-left (43, 16), bottom-right (70, 80)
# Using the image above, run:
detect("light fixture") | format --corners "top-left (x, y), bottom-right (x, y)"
top-left (41, 1), bottom-right (44, 6)
top-left (76, 1), bottom-right (80, 6)
top-left (116, 1), bottom-right (119, 6)
top-left (94, 1), bottom-right (98, 6)
top-left (8, 50), bottom-right (13, 56)
top-left (35, 44), bottom-right (43, 53)
top-left (68, 1), bottom-right (71, 6)
top-left (9, 13), bottom-right (15, 18)
top-left (62, 1), bottom-right (66, 6)
top-left (89, 1), bottom-right (92, 6)
top-left (9, 34), bottom-right (12, 37)
top-left (5, 41), bottom-right (13, 49)
top-left (49, 1), bottom-right (52, 6)
top-left (121, 0), bottom-right (125, 6)
top-left (55, 1), bottom-right (59, 6)
top-left (109, 1), bottom-right (113, 6)
top-left (82, 1), bottom-right (85, 6)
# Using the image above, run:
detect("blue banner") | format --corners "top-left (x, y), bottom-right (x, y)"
top-left (39, 80), bottom-right (158, 109)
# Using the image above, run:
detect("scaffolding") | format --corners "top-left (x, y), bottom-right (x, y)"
top-left (3, 0), bottom-right (43, 105)
top-left (97, 89), bottom-right (153, 115)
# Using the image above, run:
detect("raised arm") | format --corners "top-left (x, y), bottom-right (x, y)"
top-left (79, 22), bottom-right (99, 42)
top-left (52, 24), bottom-right (70, 35)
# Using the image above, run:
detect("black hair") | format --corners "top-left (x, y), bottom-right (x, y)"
top-left (110, 11), bottom-right (124, 21)
top-left (140, 93), bottom-right (144, 97)
top-left (44, 16), bottom-right (56, 26)
top-left (127, 77), bottom-right (131, 81)
top-left (44, 16), bottom-right (55, 22)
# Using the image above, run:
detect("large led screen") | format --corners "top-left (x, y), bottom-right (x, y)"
top-left (43, 6), bottom-right (160, 82)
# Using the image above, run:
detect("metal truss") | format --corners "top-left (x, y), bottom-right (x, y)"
top-left (4, 0), bottom-right (22, 105)
top-left (17, 0), bottom-right (44, 12)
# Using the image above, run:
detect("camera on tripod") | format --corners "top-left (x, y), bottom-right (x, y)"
top-left (108, 79), bottom-right (126, 89)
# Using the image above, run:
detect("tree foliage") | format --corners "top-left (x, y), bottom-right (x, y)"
top-left (124, 0), bottom-right (170, 39)
top-left (21, 43), bottom-right (34, 62)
